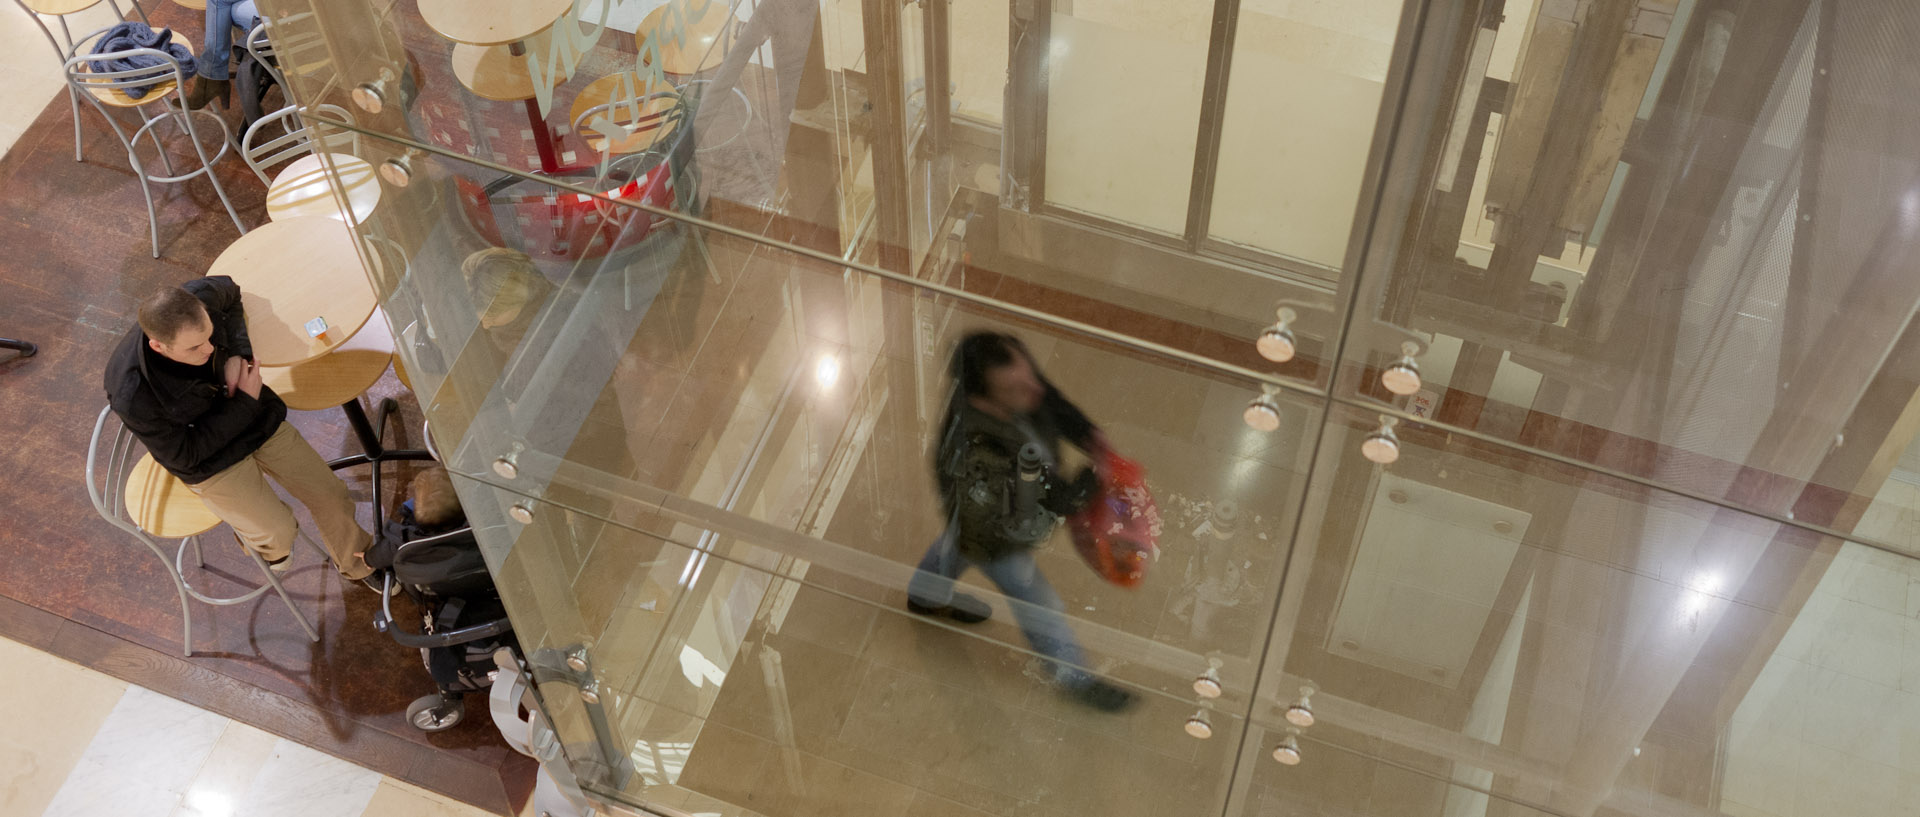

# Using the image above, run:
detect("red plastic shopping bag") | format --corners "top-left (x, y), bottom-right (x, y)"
top-left (1068, 449), bottom-right (1163, 588)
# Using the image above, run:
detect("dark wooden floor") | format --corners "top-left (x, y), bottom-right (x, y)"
top-left (0, 29), bottom-right (537, 817)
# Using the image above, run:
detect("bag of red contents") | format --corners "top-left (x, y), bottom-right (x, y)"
top-left (1068, 448), bottom-right (1162, 588)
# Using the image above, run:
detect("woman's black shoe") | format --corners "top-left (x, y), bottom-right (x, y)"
top-left (1067, 679), bottom-right (1137, 713)
top-left (907, 593), bottom-right (992, 624)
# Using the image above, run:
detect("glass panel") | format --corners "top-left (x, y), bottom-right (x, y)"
top-left (358, 143), bottom-right (1324, 681)
top-left (1330, 0), bottom-right (1920, 553)
top-left (266, 0), bottom-right (854, 247)
top-left (948, 0), bottom-right (1007, 124)
top-left (1207, 0), bottom-right (1407, 270)
top-left (1040, 0), bottom-right (1214, 236)
top-left (1246, 400), bottom-right (1920, 817)
top-left (1227, 728), bottom-right (1570, 817)
top-left (455, 485), bottom-right (1259, 817)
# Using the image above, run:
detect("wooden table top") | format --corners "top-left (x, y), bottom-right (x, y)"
top-left (636, 0), bottom-right (733, 75)
top-left (265, 153), bottom-right (382, 223)
top-left (259, 308), bottom-right (394, 411)
top-left (568, 73), bottom-right (681, 154)
top-left (214, 216), bottom-right (379, 367)
top-left (127, 455), bottom-right (222, 537)
top-left (451, 42), bottom-right (574, 102)
top-left (419, 0), bottom-right (572, 46)
top-left (167, 0), bottom-right (206, 9)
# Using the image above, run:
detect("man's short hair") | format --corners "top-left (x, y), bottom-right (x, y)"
top-left (411, 466), bottom-right (465, 528)
top-left (138, 286), bottom-right (209, 345)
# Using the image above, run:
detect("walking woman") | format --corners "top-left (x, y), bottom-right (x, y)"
top-left (906, 331), bottom-right (1136, 712)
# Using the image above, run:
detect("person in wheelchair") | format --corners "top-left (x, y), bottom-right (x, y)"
top-left (369, 466), bottom-right (514, 731)
top-left (367, 466), bottom-right (492, 595)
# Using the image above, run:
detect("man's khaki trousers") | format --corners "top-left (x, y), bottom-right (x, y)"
top-left (188, 422), bottom-right (372, 578)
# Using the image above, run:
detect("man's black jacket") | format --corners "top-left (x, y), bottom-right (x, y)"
top-left (104, 276), bottom-right (287, 484)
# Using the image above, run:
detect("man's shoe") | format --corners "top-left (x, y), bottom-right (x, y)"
top-left (350, 571), bottom-right (399, 596)
top-left (907, 592), bottom-right (991, 624)
top-left (1066, 679), bottom-right (1137, 713)
top-left (264, 554), bottom-right (292, 575)
top-left (183, 76), bottom-right (230, 110)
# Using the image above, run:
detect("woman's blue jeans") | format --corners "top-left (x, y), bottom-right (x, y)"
top-left (196, 0), bottom-right (260, 80)
top-left (907, 528), bottom-right (1092, 688)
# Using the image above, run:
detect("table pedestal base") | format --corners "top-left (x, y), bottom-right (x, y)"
top-left (329, 397), bottom-right (437, 519)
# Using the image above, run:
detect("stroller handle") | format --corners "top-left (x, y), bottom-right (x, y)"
top-left (375, 573), bottom-right (514, 649)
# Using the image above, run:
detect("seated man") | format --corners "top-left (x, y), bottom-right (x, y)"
top-left (105, 277), bottom-right (376, 586)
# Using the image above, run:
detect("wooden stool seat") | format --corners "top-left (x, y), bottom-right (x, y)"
top-left (451, 42), bottom-right (573, 102)
top-left (260, 308), bottom-right (395, 411)
top-left (635, 0), bottom-right (734, 76)
top-left (214, 217), bottom-right (379, 367)
top-left (126, 455), bottom-right (222, 538)
top-left (23, 0), bottom-right (104, 14)
top-left (168, 0), bottom-right (206, 9)
top-left (75, 61), bottom-right (181, 107)
top-left (419, 0), bottom-right (571, 46)
top-left (265, 152), bottom-right (381, 223)
top-left (392, 354), bottom-right (412, 392)
top-left (569, 73), bottom-right (681, 154)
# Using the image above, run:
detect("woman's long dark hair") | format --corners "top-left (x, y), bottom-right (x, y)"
top-left (935, 331), bottom-right (1094, 468)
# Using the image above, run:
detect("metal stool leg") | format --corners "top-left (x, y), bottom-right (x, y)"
top-left (248, 550), bottom-right (319, 643)
top-left (68, 86), bottom-right (84, 162)
top-left (136, 105), bottom-right (180, 178)
top-left (0, 338), bottom-right (34, 357)
top-left (164, 555), bottom-right (195, 657)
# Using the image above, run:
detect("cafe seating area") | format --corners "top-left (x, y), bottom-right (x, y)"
top-left (0, 0), bottom-right (780, 810)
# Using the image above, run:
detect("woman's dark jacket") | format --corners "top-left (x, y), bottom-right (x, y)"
top-left (934, 385), bottom-right (1098, 562)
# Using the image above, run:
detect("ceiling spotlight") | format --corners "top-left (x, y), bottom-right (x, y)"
top-left (1193, 665), bottom-right (1223, 699)
top-left (1185, 709), bottom-right (1215, 739)
top-left (1361, 417), bottom-right (1400, 464)
top-left (1284, 685), bottom-right (1316, 728)
top-left (1273, 730), bottom-right (1303, 765)
top-left (1244, 388), bottom-right (1283, 432)
top-left (1257, 307), bottom-right (1298, 363)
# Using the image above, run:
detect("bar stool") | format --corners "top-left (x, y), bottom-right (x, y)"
top-left (242, 104), bottom-right (381, 222)
top-left (634, 0), bottom-right (739, 76)
top-left (10, 0), bottom-right (150, 162)
top-left (86, 406), bottom-right (320, 657)
top-left (568, 72), bottom-right (683, 157)
top-left (64, 29), bottom-right (246, 257)
top-left (629, 0), bottom-right (754, 155)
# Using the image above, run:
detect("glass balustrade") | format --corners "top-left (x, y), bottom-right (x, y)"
top-left (248, 0), bottom-right (1920, 815)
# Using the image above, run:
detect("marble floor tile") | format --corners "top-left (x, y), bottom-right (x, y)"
top-left (231, 737), bottom-right (383, 817)
top-left (39, 685), bottom-right (230, 817)
top-left (358, 778), bottom-right (502, 817)
top-left (170, 721), bottom-right (279, 817)
top-left (0, 638), bottom-right (128, 817)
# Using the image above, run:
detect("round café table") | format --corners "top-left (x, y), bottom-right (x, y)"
top-left (259, 306), bottom-right (394, 411)
top-left (419, 0), bottom-right (572, 48)
top-left (451, 41), bottom-right (574, 102)
top-left (257, 306), bottom-right (431, 507)
top-left (213, 216), bottom-right (378, 367)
